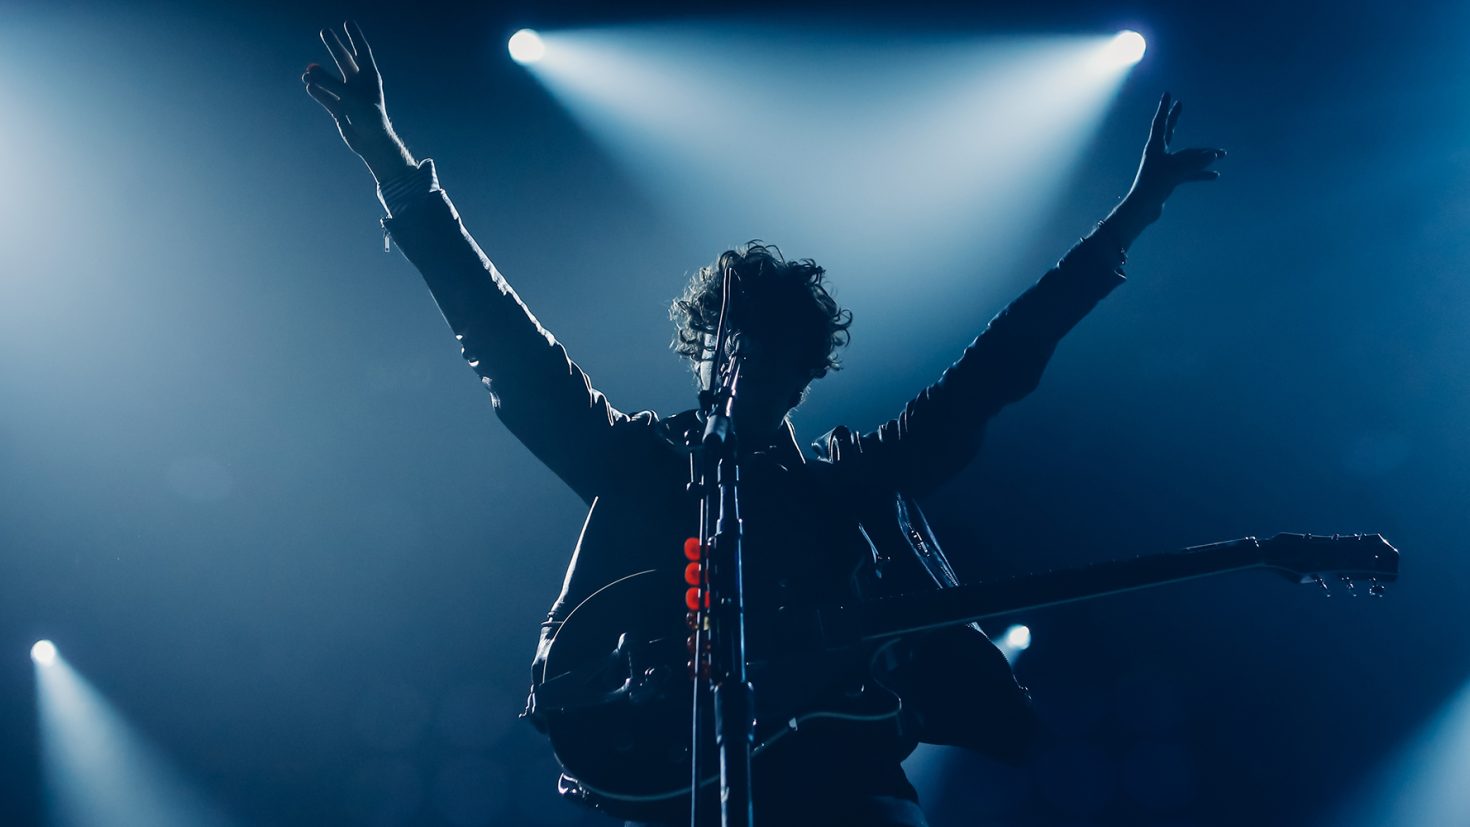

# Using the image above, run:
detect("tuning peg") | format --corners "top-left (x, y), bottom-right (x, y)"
top-left (1339, 574), bottom-right (1358, 597)
top-left (1314, 575), bottom-right (1331, 597)
top-left (1368, 578), bottom-right (1386, 598)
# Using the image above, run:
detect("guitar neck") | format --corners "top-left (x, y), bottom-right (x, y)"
top-left (851, 537), bottom-right (1266, 642)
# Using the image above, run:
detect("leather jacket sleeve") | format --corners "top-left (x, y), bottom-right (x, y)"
top-left (382, 176), bottom-right (647, 504)
top-left (827, 233), bottom-right (1127, 497)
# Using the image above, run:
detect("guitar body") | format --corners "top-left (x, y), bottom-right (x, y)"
top-left (536, 570), bottom-right (901, 821)
top-left (531, 533), bottom-right (1399, 821)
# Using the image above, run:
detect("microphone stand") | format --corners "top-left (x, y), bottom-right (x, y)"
top-left (686, 267), bottom-right (755, 827)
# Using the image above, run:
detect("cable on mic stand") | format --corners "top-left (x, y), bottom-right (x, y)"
top-left (685, 265), bottom-right (755, 827)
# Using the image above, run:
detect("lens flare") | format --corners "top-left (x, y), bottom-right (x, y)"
top-left (1003, 624), bottom-right (1032, 651)
top-left (508, 29), bottom-right (546, 65)
top-left (31, 639), bottom-right (57, 667)
top-left (1100, 30), bottom-right (1147, 68)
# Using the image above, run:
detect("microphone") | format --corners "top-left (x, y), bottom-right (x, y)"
top-left (702, 351), bottom-right (742, 450)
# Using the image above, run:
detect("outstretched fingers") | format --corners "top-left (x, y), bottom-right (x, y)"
top-left (320, 26), bottom-right (359, 77)
top-left (304, 64), bottom-right (349, 95)
top-left (1173, 147), bottom-right (1227, 185)
top-left (1153, 92), bottom-right (1226, 186)
top-left (1181, 169), bottom-right (1222, 183)
top-left (1165, 100), bottom-right (1183, 145)
top-left (305, 81), bottom-right (345, 118)
top-left (345, 20), bottom-right (378, 75)
top-left (1177, 147), bottom-right (1227, 167)
top-left (1149, 92), bottom-right (1173, 146)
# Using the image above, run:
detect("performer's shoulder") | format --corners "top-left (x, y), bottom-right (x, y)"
top-left (810, 424), bottom-right (859, 463)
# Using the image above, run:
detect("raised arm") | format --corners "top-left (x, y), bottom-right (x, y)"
top-left (826, 93), bottom-right (1225, 496)
top-left (303, 23), bottom-right (643, 503)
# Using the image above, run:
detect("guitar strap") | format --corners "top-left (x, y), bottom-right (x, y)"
top-left (810, 425), bottom-right (970, 598)
top-left (816, 425), bottom-right (1041, 763)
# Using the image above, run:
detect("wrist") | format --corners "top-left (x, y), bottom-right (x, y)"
top-left (358, 124), bottom-right (416, 182)
top-left (1100, 195), bottom-right (1159, 251)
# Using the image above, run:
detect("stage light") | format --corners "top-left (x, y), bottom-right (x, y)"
top-left (1100, 30), bottom-right (1147, 68)
top-left (508, 29), bottom-right (545, 65)
top-left (1332, 679), bottom-right (1470, 826)
top-left (992, 624), bottom-right (1033, 666)
top-left (37, 648), bottom-right (235, 825)
top-left (1003, 624), bottom-right (1032, 651)
top-left (524, 26), bottom-right (1136, 327)
top-left (32, 639), bottom-right (57, 666)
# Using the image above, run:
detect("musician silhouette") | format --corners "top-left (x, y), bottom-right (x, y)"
top-left (306, 21), bottom-right (1223, 827)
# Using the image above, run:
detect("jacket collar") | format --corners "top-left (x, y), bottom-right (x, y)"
top-left (658, 410), bottom-right (807, 468)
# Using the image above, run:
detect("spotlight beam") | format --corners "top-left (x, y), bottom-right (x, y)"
top-left (519, 24), bottom-right (1141, 319)
top-left (35, 649), bottom-right (235, 827)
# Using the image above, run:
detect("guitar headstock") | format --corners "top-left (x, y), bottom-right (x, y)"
top-left (1259, 532), bottom-right (1399, 596)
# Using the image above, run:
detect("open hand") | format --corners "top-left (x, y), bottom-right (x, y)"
top-left (303, 22), bottom-right (402, 172)
top-left (1109, 92), bottom-right (1226, 247)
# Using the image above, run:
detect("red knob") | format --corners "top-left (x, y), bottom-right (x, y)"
top-left (684, 587), bottom-right (709, 611)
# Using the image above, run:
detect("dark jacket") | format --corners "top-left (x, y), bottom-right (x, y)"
top-left (381, 168), bottom-right (1127, 817)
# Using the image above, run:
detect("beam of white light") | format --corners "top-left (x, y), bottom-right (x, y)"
top-left (1004, 624), bottom-right (1032, 651)
top-left (1328, 680), bottom-right (1470, 827)
top-left (992, 623), bottom-right (1033, 666)
top-left (522, 23), bottom-right (1137, 308)
top-left (36, 652), bottom-right (234, 827)
top-left (508, 29), bottom-right (546, 65)
top-left (901, 743), bottom-right (950, 815)
top-left (32, 640), bottom-right (58, 667)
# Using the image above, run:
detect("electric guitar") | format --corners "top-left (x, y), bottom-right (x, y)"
top-left (530, 532), bottom-right (1398, 820)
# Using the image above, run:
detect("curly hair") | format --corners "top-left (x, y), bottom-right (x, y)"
top-left (670, 241), bottom-right (852, 381)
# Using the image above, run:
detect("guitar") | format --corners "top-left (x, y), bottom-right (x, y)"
top-left (530, 532), bottom-right (1398, 820)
